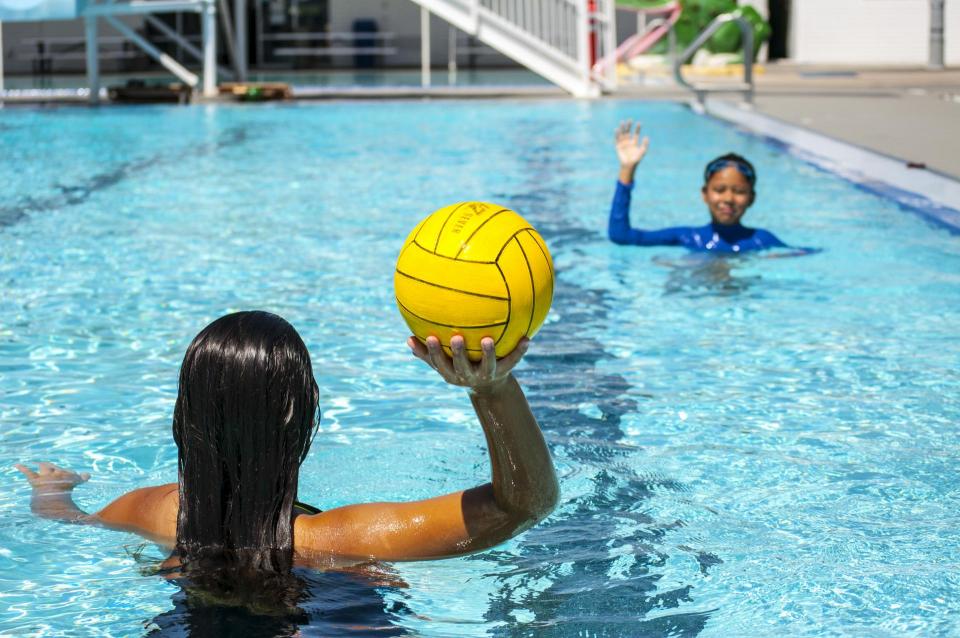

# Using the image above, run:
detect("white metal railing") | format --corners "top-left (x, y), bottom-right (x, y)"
top-left (410, 0), bottom-right (615, 97)
top-left (673, 13), bottom-right (754, 106)
top-left (83, 0), bottom-right (218, 102)
top-left (259, 32), bottom-right (398, 60)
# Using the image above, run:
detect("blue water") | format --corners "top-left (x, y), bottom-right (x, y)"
top-left (1, 101), bottom-right (959, 637)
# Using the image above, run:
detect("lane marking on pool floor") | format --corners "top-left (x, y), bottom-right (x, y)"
top-left (702, 99), bottom-right (960, 233)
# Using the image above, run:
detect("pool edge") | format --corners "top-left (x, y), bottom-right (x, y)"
top-left (701, 99), bottom-right (960, 233)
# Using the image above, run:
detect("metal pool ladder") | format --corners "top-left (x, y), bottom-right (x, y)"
top-left (673, 12), bottom-right (754, 107)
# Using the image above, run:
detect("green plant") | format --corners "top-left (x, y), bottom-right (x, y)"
top-left (635, 0), bottom-right (771, 61)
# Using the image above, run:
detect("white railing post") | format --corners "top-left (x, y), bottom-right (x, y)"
top-left (469, 0), bottom-right (479, 32)
top-left (447, 24), bottom-right (457, 84)
top-left (574, 0), bottom-right (590, 93)
top-left (421, 6), bottom-right (431, 87)
top-left (234, 0), bottom-right (246, 80)
top-left (85, 15), bottom-right (99, 104)
top-left (202, 0), bottom-right (217, 96)
top-left (600, 0), bottom-right (616, 90)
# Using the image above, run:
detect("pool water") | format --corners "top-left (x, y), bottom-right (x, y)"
top-left (1, 101), bottom-right (959, 637)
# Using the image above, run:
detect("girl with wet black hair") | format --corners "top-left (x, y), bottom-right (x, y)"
top-left (17, 311), bottom-right (558, 577)
top-left (607, 120), bottom-right (790, 252)
top-left (171, 310), bottom-right (319, 576)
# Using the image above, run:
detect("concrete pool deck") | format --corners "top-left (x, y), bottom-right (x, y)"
top-left (617, 63), bottom-right (960, 180)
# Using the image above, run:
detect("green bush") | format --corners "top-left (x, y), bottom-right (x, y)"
top-left (622, 0), bottom-right (771, 60)
top-left (709, 5), bottom-right (771, 57)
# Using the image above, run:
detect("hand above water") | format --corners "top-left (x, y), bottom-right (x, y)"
top-left (15, 462), bottom-right (90, 493)
top-left (615, 119), bottom-right (650, 185)
top-left (615, 119), bottom-right (650, 166)
top-left (407, 335), bottom-right (529, 395)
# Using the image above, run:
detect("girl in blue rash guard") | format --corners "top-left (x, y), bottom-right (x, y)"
top-left (607, 120), bottom-right (788, 253)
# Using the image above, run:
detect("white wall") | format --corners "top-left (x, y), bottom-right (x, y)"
top-left (791, 0), bottom-right (930, 65)
top-left (947, 0), bottom-right (960, 66)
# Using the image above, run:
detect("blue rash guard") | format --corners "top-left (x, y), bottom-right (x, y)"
top-left (607, 180), bottom-right (787, 253)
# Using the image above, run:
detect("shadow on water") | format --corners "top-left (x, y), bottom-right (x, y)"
top-left (476, 269), bottom-right (715, 638)
top-left (144, 565), bottom-right (414, 637)
top-left (653, 248), bottom-right (823, 299)
top-left (0, 127), bottom-right (249, 229)
top-left (654, 254), bottom-right (763, 298)
top-left (472, 155), bottom-right (717, 635)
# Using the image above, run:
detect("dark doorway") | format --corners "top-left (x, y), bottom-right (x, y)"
top-left (768, 0), bottom-right (790, 60)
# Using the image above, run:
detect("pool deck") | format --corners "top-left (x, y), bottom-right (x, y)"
top-left (617, 63), bottom-right (960, 181)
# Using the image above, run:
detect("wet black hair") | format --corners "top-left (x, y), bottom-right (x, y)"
top-left (704, 153), bottom-right (757, 188)
top-left (172, 311), bottom-right (319, 580)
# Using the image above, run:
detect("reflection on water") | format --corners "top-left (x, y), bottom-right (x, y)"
top-left (145, 565), bottom-right (413, 637)
top-left (655, 248), bottom-right (821, 298)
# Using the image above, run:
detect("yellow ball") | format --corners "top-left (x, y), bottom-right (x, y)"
top-left (395, 201), bottom-right (555, 361)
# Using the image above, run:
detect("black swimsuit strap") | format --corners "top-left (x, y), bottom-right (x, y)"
top-left (293, 500), bottom-right (322, 515)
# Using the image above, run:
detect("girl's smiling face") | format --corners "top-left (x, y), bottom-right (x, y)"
top-left (702, 166), bottom-right (755, 226)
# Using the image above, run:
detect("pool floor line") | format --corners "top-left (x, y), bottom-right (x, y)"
top-left (702, 99), bottom-right (960, 233)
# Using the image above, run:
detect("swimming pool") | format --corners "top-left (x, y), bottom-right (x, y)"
top-left (1, 100), bottom-right (958, 636)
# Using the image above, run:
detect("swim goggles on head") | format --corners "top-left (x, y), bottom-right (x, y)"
top-left (704, 158), bottom-right (755, 185)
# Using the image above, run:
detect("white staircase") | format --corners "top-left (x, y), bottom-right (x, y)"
top-left (410, 0), bottom-right (616, 98)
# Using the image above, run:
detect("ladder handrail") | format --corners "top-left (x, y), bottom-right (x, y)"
top-left (673, 12), bottom-right (753, 105)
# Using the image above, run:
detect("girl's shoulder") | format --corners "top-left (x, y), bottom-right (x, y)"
top-left (95, 483), bottom-right (179, 546)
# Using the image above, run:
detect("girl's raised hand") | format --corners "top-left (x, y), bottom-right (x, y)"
top-left (615, 119), bottom-right (650, 168)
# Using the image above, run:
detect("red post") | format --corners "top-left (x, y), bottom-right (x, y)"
top-left (588, 0), bottom-right (598, 67)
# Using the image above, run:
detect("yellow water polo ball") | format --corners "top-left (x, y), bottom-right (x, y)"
top-left (394, 201), bottom-right (555, 361)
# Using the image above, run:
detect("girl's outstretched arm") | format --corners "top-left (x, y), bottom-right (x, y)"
top-left (16, 462), bottom-right (178, 544)
top-left (295, 336), bottom-right (559, 561)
